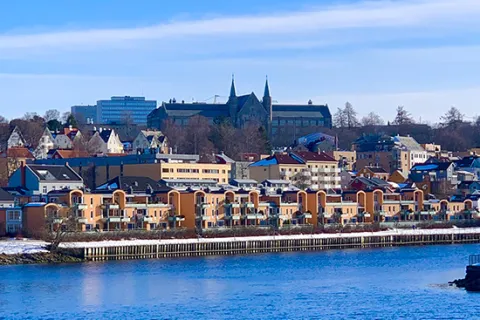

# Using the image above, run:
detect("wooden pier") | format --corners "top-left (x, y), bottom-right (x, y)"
top-left (65, 229), bottom-right (480, 261)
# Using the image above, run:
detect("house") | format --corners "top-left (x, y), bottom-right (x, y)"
top-left (409, 162), bottom-right (455, 183)
top-left (249, 151), bottom-right (340, 190)
top-left (51, 149), bottom-right (90, 159)
top-left (88, 128), bottom-right (124, 154)
top-left (455, 156), bottom-right (480, 179)
top-left (357, 166), bottom-right (389, 180)
top-left (96, 176), bottom-right (165, 193)
top-left (0, 147), bottom-right (35, 186)
top-left (8, 163), bottom-right (84, 197)
top-left (53, 127), bottom-right (82, 149)
top-left (458, 181), bottom-right (480, 196)
top-left (348, 177), bottom-right (393, 192)
top-left (0, 188), bottom-right (22, 235)
top-left (7, 126), bottom-right (26, 148)
top-left (354, 134), bottom-right (427, 174)
top-left (388, 170), bottom-right (408, 184)
top-left (132, 130), bottom-right (168, 154)
top-left (34, 127), bottom-right (55, 159)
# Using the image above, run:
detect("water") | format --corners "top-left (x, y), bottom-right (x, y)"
top-left (1, 244), bottom-right (480, 319)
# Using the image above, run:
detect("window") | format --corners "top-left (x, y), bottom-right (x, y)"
top-left (162, 168), bottom-right (169, 173)
top-left (90, 198), bottom-right (94, 205)
top-left (90, 211), bottom-right (93, 218)
top-left (42, 186), bottom-right (48, 194)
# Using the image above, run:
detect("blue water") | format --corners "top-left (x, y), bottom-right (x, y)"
top-left (1, 245), bottom-right (480, 319)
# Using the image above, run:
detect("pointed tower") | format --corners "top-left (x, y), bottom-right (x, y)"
top-left (262, 76), bottom-right (273, 136)
top-left (227, 74), bottom-right (238, 126)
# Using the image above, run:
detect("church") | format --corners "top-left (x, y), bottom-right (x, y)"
top-left (147, 78), bottom-right (332, 139)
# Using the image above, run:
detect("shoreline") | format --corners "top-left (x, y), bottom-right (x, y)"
top-left (2, 227), bottom-right (480, 265)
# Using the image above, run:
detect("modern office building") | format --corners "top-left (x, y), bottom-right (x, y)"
top-left (97, 96), bottom-right (157, 125)
top-left (71, 105), bottom-right (97, 124)
top-left (71, 96), bottom-right (157, 126)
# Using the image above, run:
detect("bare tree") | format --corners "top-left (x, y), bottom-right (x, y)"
top-left (23, 112), bottom-right (38, 121)
top-left (44, 109), bottom-right (61, 122)
top-left (44, 208), bottom-right (78, 251)
top-left (0, 115), bottom-right (8, 124)
top-left (333, 107), bottom-right (347, 128)
top-left (361, 112), bottom-right (385, 126)
top-left (393, 106), bottom-right (414, 125)
top-left (440, 106), bottom-right (464, 128)
top-left (9, 118), bottom-right (45, 148)
top-left (183, 115), bottom-right (214, 156)
top-left (343, 102), bottom-right (359, 129)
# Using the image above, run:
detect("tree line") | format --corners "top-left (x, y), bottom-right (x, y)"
top-left (330, 103), bottom-right (477, 151)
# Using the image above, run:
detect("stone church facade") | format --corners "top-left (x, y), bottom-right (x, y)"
top-left (147, 78), bottom-right (332, 139)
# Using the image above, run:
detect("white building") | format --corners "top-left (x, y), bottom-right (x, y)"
top-left (7, 126), bottom-right (26, 149)
top-left (88, 128), bottom-right (124, 154)
top-left (132, 130), bottom-right (168, 154)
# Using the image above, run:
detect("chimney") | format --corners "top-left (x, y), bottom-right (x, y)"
top-left (69, 125), bottom-right (73, 130)
top-left (20, 161), bottom-right (26, 188)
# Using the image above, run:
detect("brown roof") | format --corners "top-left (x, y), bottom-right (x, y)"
top-left (2, 147), bottom-right (34, 159)
top-left (274, 154), bottom-right (302, 165)
top-left (364, 166), bottom-right (388, 174)
top-left (293, 151), bottom-right (336, 162)
top-left (54, 149), bottom-right (89, 159)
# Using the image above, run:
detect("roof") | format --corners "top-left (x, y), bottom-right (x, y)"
top-left (2, 147), bottom-right (34, 159)
top-left (53, 149), bottom-right (89, 159)
top-left (28, 164), bottom-right (83, 181)
top-left (215, 153), bottom-right (235, 164)
top-left (263, 179), bottom-right (291, 185)
top-left (99, 129), bottom-right (113, 143)
top-left (161, 179), bottom-right (218, 184)
top-left (411, 162), bottom-right (452, 172)
top-left (96, 176), bottom-right (164, 193)
top-left (0, 188), bottom-right (15, 202)
top-left (353, 177), bottom-right (391, 188)
top-left (364, 166), bottom-right (388, 174)
top-left (231, 179), bottom-right (258, 184)
top-left (163, 102), bottom-right (230, 119)
top-left (272, 104), bottom-right (331, 118)
top-left (250, 153), bottom-right (303, 167)
top-left (292, 151), bottom-right (336, 162)
top-left (458, 181), bottom-right (480, 189)
top-left (455, 156), bottom-right (480, 168)
top-left (393, 135), bottom-right (424, 151)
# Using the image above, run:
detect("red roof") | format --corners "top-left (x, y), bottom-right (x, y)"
top-left (293, 151), bottom-right (336, 162)
top-left (2, 147), bottom-right (34, 159)
top-left (274, 154), bottom-right (302, 165)
top-left (53, 149), bottom-right (89, 159)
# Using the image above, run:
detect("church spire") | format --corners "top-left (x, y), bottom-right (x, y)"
top-left (264, 76), bottom-right (270, 98)
top-left (229, 74), bottom-right (236, 98)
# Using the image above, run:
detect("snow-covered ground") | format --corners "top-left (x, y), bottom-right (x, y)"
top-left (60, 227), bottom-right (480, 249)
top-left (0, 239), bottom-right (48, 255)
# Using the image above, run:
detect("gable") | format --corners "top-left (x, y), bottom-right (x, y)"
top-left (236, 93), bottom-right (268, 125)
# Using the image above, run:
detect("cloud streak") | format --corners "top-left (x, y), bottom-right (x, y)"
top-left (1, 0), bottom-right (479, 49)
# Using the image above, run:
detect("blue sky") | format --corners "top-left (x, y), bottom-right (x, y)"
top-left (1, 0), bottom-right (480, 122)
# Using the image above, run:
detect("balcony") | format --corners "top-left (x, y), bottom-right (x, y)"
top-left (243, 213), bottom-right (264, 219)
top-left (243, 202), bottom-right (255, 208)
top-left (107, 216), bottom-right (122, 223)
top-left (311, 168), bottom-right (318, 173)
top-left (311, 176), bottom-right (319, 181)
top-left (104, 204), bottom-right (119, 210)
top-left (74, 203), bottom-right (88, 210)
top-left (168, 215), bottom-right (185, 222)
top-left (319, 168), bottom-right (340, 173)
top-left (125, 203), bottom-right (147, 209)
top-left (224, 202), bottom-right (240, 208)
top-left (141, 216), bottom-right (154, 223)
top-left (76, 217), bottom-right (88, 224)
top-left (197, 203), bottom-right (211, 209)
top-left (53, 218), bottom-right (64, 224)
top-left (297, 213), bottom-right (312, 219)
top-left (224, 214), bottom-right (241, 220)
top-left (147, 203), bottom-right (170, 208)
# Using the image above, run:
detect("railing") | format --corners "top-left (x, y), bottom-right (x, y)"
top-left (469, 254), bottom-right (480, 266)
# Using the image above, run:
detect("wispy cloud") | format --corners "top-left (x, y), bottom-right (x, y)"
top-left (1, 0), bottom-right (479, 49)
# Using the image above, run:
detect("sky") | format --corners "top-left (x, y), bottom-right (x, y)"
top-left (1, 0), bottom-right (480, 123)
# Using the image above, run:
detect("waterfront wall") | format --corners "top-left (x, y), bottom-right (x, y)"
top-left (68, 229), bottom-right (480, 261)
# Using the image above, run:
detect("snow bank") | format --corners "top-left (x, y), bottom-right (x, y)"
top-left (0, 240), bottom-right (48, 255)
top-left (60, 227), bottom-right (480, 249)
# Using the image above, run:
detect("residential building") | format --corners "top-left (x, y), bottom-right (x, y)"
top-left (409, 162), bottom-right (455, 183)
top-left (147, 78), bottom-right (332, 139)
top-left (71, 105), bottom-right (97, 124)
top-left (421, 143), bottom-right (442, 158)
top-left (325, 150), bottom-right (356, 171)
top-left (7, 126), bottom-right (26, 148)
top-left (354, 134), bottom-right (427, 174)
top-left (97, 96), bottom-right (157, 125)
top-left (34, 128), bottom-right (55, 159)
top-left (357, 166), bottom-right (389, 180)
top-left (88, 128), bottom-right (124, 154)
top-left (388, 170), bottom-right (408, 184)
top-left (0, 188), bottom-right (22, 235)
top-left (348, 177), bottom-right (393, 192)
top-left (8, 164), bottom-right (84, 197)
top-left (0, 147), bottom-right (35, 186)
top-left (132, 130), bottom-right (168, 154)
top-left (458, 181), bottom-right (480, 196)
top-left (454, 156), bottom-right (480, 179)
top-left (249, 151), bottom-right (340, 190)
